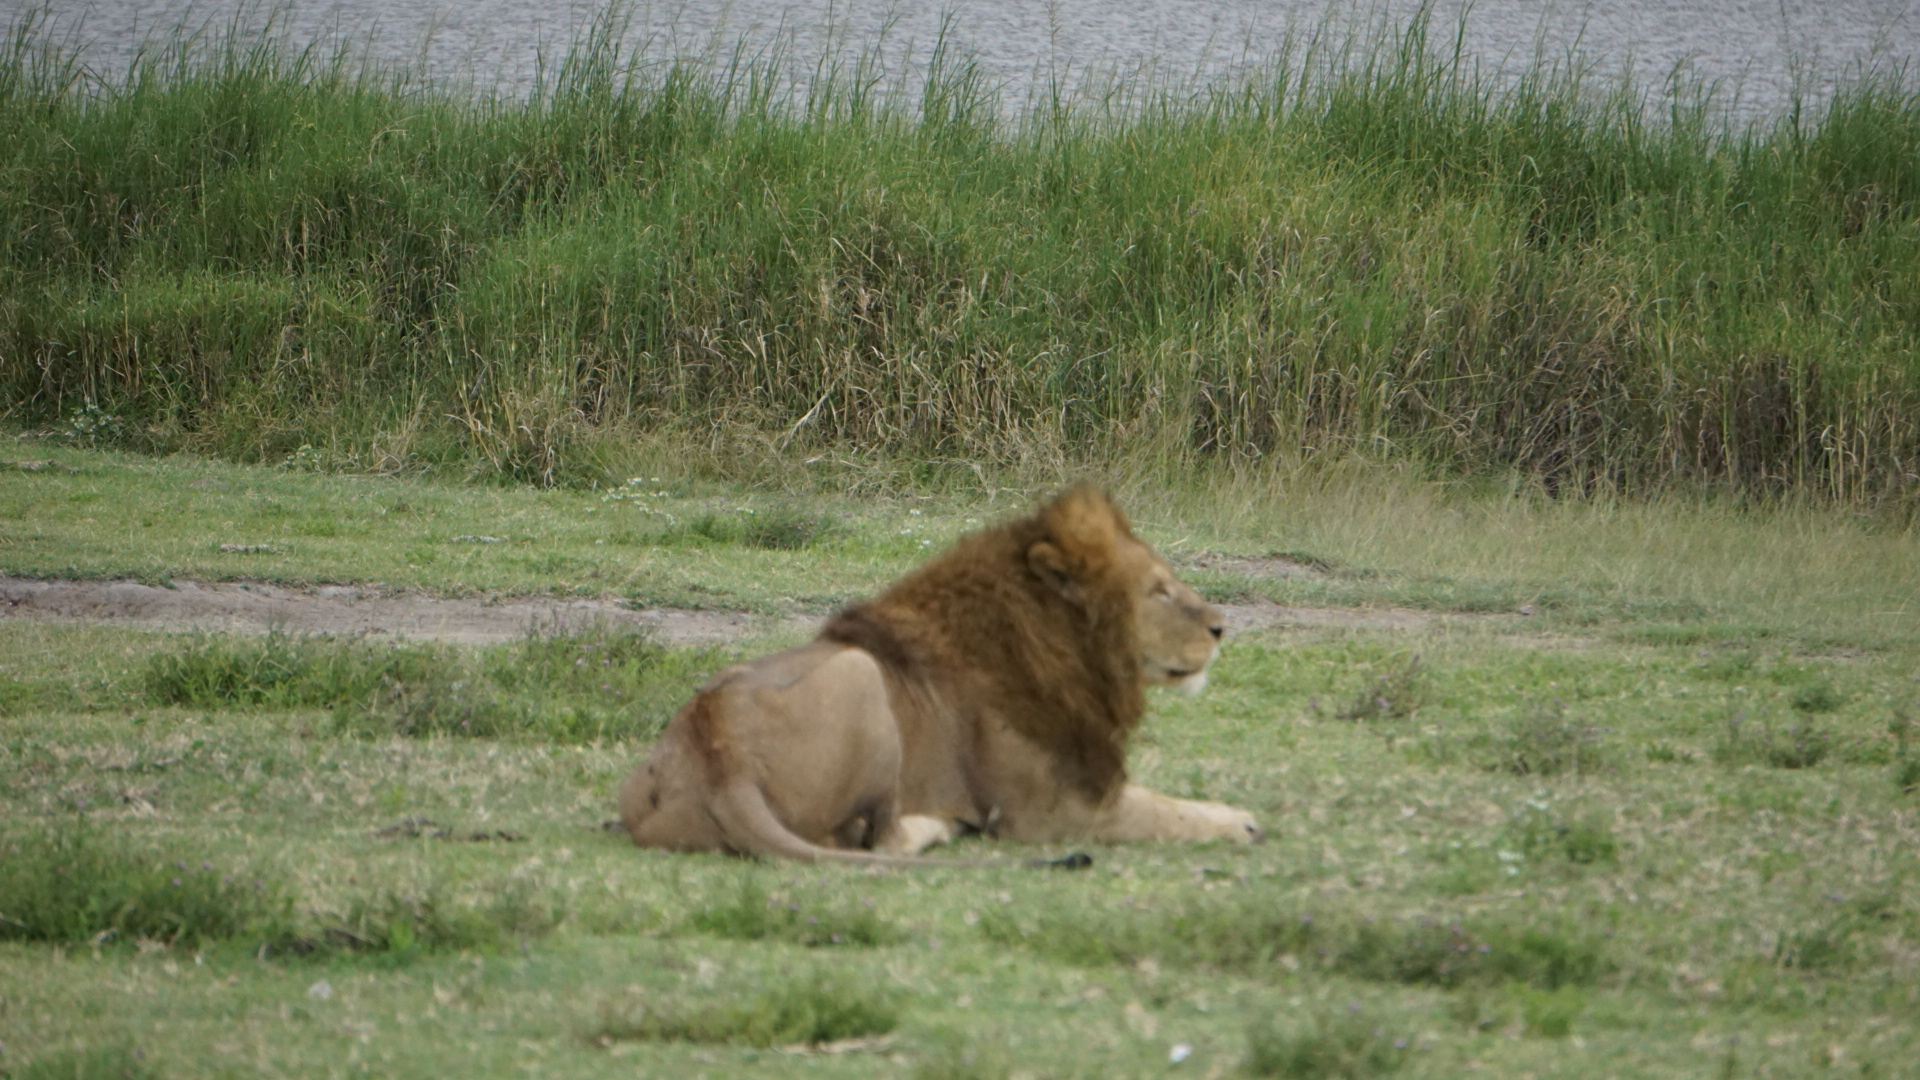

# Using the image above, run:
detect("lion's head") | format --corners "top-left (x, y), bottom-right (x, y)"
top-left (1131, 546), bottom-right (1225, 695)
top-left (1023, 487), bottom-right (1224, 696)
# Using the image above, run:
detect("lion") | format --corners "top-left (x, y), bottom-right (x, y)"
top-left (617, 486), bottom-right (1260, 864)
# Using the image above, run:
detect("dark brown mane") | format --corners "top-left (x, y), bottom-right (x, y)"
top-left (821, 486), bottom-right (1145, 801)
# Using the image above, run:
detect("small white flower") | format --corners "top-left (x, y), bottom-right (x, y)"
top-left (1169, 1043), bottom-right (1193, 1064)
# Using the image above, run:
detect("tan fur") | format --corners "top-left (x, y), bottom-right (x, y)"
top-left (618, 486), bottom-right (1260, 863)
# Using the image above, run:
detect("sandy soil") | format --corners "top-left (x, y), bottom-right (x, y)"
top-left (0, 574), bottom-right (1506, 645)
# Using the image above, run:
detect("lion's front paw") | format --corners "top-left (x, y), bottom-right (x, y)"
top-left (1218, 806), bottom-right (1262, 844)
top-left (1183, 799), bottom-right (1260, 843)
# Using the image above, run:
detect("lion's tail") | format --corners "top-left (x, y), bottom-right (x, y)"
top-left (707, 779), bottom-right (985, 869)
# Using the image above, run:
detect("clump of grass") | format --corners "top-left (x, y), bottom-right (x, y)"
top-left (627, 503), bottom-right (850, 550)
top-left (688, 878), bottom-right (903, 947)
top-left (1712, 711), bottom-right (1833, 769)
top-left (0, 819), bottom-right (291, 946)
top-left (1504, 799), bottom-right (1620, 867)
top-left (726, 504), bottom-right (847, 550)
top-left (913, 1034), bottom-right (1011, 1080)
top-left (0, 674), bottom-right (81, 716)
top-left (1514, 985), bottom-right (1588, 1037)
top-left (143, 631), bottom-right (453, 709)
top-left (981, 901), bottom-right (1607, 990)
top-left (1643, 740), bottom-right (1696, 764)
top-left (1689, 651), bottom-right (1759, 683)
top-left (1338, 921), bottom-right (1606, 990)
top-left (142, 626), bottom-right (708, 742)
top-left (1246, 1006), bottom-right (1408, 1079)
top-left (9, 1044), bottom-right (163, 1080)
top-left (1335, 656), bottom-right (1424, 722)
top-left (1488, 700), bottom-right (1611, 776)
top-left (336, 653), bottom-right (521, 739)
top-left (1773, 918), bottom-right (1859, 971)
top-left (1896, 757), bottom-right (1920, 795)
top-left (1790, 682), bottom-right (1846, 714)
top-left (146, 631), bottom-right (528, 738)
top-left (593, 975), bottom-right (898, 1048)
top-left (308, 877), bottom-right (564, 958)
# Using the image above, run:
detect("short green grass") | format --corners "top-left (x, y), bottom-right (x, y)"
top-left (2, 447), bottom-right (1918, 1078)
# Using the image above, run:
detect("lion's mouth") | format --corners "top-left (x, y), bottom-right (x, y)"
top-left (1154, 666), bottom-right (1211, 697)
top-left (1173, 670), bottom-right (1209, 696)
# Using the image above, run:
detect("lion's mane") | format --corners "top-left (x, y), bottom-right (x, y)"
top-left (820, 487), bottom-right (1146, 801)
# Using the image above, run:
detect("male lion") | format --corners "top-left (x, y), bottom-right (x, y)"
top-left (618, 486), bottom-right (1260, 863)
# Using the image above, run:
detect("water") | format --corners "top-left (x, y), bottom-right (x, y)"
top-left (9, 0), bottom-right (1918, 123)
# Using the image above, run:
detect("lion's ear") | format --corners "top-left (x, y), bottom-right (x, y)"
top-left (1027, 541), bottom-right (1082, 604)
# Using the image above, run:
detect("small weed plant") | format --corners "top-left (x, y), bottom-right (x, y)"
top-left (1504, 797), bottom-right (1620, 867)
top-left (60, 401), bottom-right (126, 448)
top-left (1893, 709), bottom-right (1920, 795)
top-left (1643, 740), bottom-right (1695, 764)
top-left (1246, 1006), bottom-right (1409, 1079)
top-left (1490, 701), bottom-right (1611, 776)
top-left (1336, 656), bottom-right (1425, 722)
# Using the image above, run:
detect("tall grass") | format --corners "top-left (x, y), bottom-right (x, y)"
top-left (0, 819), bottom-right (292, 946)
top-left (2, 6), bottom-right (1917, 501)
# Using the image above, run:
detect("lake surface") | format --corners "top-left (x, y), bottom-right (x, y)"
top-left (9, 1), bottom-right (1918, 123)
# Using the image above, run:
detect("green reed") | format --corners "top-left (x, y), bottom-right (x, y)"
top-left (2, 6), bottom-right (1916, 500)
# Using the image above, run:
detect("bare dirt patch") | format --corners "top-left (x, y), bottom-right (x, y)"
top-left (0, 576), bottom-right (815, 646)
top-left (1, 576), bottom-right (1511, 643)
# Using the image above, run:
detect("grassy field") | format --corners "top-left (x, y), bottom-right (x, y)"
top-left (3, 7), bottom-right (1919, 502)
top-left (2, 444), bottom-right (1918, 1078)
top-left (3, 6), bottom-right (1919, 1074)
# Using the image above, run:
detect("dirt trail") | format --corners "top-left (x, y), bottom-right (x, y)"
top-left (0, 575), bottom-right (1503, 646)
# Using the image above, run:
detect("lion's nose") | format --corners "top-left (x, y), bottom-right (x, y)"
top-left (1209, 624), bottom-right (1224, 640)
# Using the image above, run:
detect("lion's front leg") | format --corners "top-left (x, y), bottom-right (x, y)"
top-left (1092, 784), bottom-right (1262, 844)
